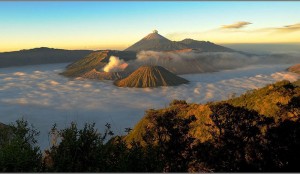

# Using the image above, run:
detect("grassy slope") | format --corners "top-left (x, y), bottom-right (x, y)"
top-left (125, 80), bottom-right (300, 144)
top-left (125, 102), bottom-right (216, 144)
top-left (227, 80), bottom-right (300, 121)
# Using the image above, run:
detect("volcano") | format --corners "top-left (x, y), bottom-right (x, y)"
top-left (61, 50), bottom-right (136, 79)
top-left (124, 30), bottom-right (235, 52)
top-left (114, 65), bottom-right (189, 88)
top-left (124, 30), bottom-right (187, 52)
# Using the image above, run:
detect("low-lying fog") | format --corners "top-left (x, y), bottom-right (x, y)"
top-left (0, 63), bottom-right (299, 150)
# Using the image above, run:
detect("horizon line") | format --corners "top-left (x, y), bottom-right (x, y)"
top-left (2, 42), bottom-right (300, 53)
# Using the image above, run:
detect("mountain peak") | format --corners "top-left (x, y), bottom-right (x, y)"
top-left (181, 38), bottom-right (194, 42)
top-left (124, 31), bottom-right (186, 52)
top-left (142, 30), bottom-right (169, 41)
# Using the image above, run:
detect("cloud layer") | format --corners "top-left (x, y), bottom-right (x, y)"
top-left (272, 23), bottom-right (300, 33)
top-left (124, 50), bottom-right (300, 75)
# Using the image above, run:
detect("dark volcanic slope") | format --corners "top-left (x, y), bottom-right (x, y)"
top-left (61, 50), bottom-right (136, 79)
top-left (124, 30), bottom-right (187, 52)
top-left (80, 69), bottom-right (129, 80)
top-left (61, 51), bottom-right (109, 77)
top-left (178, 39), bottom-right (234, 52)
top-left (0, 47), bottom-right (92, 68)
top-left (114, 65), bottom-right (189, 88)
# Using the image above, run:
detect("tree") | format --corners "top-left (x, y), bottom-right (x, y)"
top-left (263, 119), bottom-right (300, 172)
top-left (277, 96), bottom-right (300, 120)
top-left (45, 122), bottom-right (106, 172)
top-left (208, 103), bottom-right (274, 172)
top-left (142, 108), bottom-right (198, 172)
top-left (0, 119), bottom-right (42, 172)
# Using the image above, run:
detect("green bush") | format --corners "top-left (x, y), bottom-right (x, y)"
top-left (0, 119), bottom-right (42, 172)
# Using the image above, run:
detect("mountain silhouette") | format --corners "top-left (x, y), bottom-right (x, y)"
top-left (0, 47), bottom-right (92, 68)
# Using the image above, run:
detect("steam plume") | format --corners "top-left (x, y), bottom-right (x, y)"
top-left (103, 56), bottom-right (128, 72)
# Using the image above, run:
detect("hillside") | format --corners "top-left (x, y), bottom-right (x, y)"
top-left (114, 65), bottom-right (189, 88)
top-left (61, 50), bottom-right (136, 78)
top-left (288, 64), bottom-right (300, 74)
top-left (0, 47), bottom-right (92, 68)
top-left (227, 80), bottom-right (300, 121)
top-left (125, 80), bottom-right (300, 144)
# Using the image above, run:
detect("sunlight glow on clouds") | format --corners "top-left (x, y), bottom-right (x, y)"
top-left (221, 21), bottom-right (252, 29)
top-left (166, 22), bottom-right (300, 44)
top-left (271, 23), bottom-right (300, 33)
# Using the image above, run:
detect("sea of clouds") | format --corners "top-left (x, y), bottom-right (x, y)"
top-left (0, 63), bottom-right (300, 150)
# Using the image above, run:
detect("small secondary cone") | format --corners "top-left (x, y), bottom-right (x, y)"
top-left (114, 65), bottom-right (189, 88)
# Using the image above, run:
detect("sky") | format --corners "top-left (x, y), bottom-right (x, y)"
top-left (0, 2), bottom-right (300, 52)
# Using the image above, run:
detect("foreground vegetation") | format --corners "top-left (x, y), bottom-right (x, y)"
top-left (1, 80), bottom-right (300, 172)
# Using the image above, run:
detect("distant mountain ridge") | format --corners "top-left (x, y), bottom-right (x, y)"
top-left (0, 47), bottom-right (92, 68)
top-left (178, 39), bottom-right (234, 52)
top-left (125, 30), bottom-right (235, 52)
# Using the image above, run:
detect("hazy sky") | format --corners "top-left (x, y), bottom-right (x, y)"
top-left (0, 2), bottom-right (300, 52)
